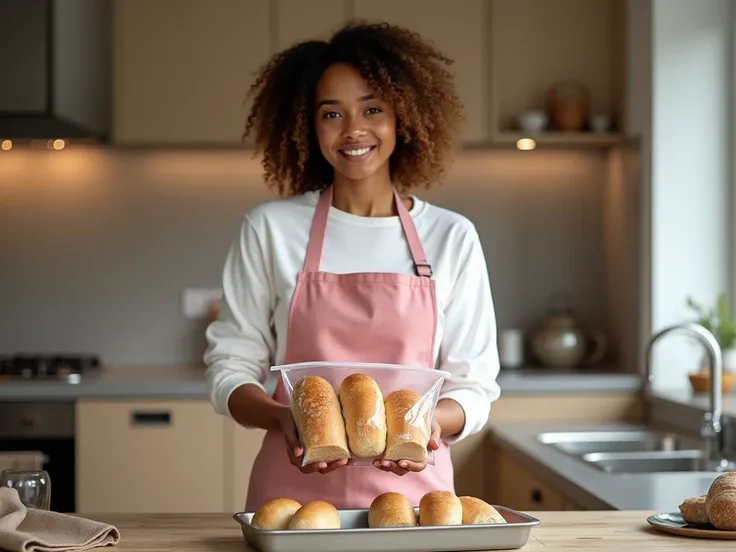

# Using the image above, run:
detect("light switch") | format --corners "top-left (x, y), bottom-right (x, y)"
top-left (181, 288), bottom-right (222, 318)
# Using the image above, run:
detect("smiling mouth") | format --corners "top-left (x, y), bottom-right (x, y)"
top-left (338, 145), bottom-right (377, 161)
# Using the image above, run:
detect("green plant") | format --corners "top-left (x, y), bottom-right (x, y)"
top-left (686, 293), bottom-right (736, 349)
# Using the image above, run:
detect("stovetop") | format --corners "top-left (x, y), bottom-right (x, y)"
top-left (0, 354), bottom-right (102, 384)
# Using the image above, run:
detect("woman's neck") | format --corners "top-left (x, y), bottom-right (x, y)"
top-left (331, 174), bottom-right (410, 217)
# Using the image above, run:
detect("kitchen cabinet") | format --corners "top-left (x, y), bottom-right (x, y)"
top-left (224, 420), bottom-right (266, 512)
top-left (110, 0), bottom-right (627, 149)
top-left (496, 448), bottom-right (567, 511)
top-left (489, 0), bottom-right (626, 146)
top-left (274, 0), bottom-right (348, 51)
top-left (112, 0), bottom-right (270, 146)
top-left (353, 0), bottom-right (489, 145)
top-left (76, 399), bottom-right (226, 513)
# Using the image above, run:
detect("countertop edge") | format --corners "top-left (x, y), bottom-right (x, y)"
top-left (0, 365), bottom-right (644, 400)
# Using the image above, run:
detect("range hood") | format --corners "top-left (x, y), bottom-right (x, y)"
top-left (0, 0), bottom-right (112, 142)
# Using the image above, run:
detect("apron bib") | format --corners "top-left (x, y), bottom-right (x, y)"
top-left (245, 185), bottom-right (455, 511)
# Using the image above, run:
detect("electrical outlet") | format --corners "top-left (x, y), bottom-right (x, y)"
top-left (181, 287), bottom-right (222, 318)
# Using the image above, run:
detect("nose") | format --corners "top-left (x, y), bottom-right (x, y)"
top-left (342, 114), bottom-right (367, 140)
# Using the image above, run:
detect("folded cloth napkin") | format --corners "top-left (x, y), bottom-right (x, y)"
top-left (0, 488), bottom-right (120, 552)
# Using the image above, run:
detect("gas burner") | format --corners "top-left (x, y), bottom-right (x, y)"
top-left (0, 354), bottom-right (101, 383)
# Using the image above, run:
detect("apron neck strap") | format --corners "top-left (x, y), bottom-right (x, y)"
top-left (304, 185), bottom-right (432, 277)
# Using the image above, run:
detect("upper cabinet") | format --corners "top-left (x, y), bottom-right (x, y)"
top-left (489, 0), bottom-right (625, 147)
top-left (274, 0), bottom-right (348, 50)
top-left (111, 0), bottom-right (627, 148)
top-left (353, 0), bottom-right (489, 145)
top-left (113, 0), bottom-right (270, 146)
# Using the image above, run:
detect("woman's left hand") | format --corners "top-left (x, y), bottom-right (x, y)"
top-left (374, 418), bottom-right (441, 476)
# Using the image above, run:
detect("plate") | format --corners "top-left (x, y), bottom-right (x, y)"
top-left (647, 512), bottom-right (736, 540)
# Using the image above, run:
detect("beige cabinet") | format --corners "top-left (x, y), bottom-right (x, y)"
top-left (224, 419), bottom-right (266, 512)
top-left (353, 0), bottom-right (489, 145)
top-left (76, 399), bottom-right (226, 513)
top-left (495, 448), bottom-right (566, 511)
top-left (274, 0), bottom-right (347, 50)
top-left (112, 0), bottom-right (270, 145)
top-left (489, 0), bottom-right (626, 146)
top-left (110, 0), bottom-right (627, 149)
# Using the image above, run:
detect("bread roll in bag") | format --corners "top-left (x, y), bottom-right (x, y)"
top-left (292, 375), bottom-right (350, 464)
top-left (339, 373), bottom-right (387, 457)
top-left (383, 389), bottom-right (431, 463)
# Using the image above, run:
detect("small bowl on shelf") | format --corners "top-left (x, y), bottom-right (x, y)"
top-left (688, 371), bottom-right (735, 394)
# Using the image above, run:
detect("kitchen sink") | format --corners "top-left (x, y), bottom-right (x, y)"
top-left (580, 450), bottom-right (713, 473)
top-left (537, 430), bottom-right (702, 456)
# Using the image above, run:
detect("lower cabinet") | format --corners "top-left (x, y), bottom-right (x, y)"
top-left (76, 399), bottom-right (226, 513)
top-left (76, 398), bottom-right (267, 514)
top-left (491, 445), bottom-right (585, 511)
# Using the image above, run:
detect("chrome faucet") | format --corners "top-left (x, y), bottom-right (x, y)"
top-left (644, 322), bottom-right (729, 470)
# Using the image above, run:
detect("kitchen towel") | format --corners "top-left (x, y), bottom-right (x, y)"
top-left (0, 488), bottom-right (120, 552)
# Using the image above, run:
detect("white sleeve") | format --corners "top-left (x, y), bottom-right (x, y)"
top-left (203, 215), bottom-right (276, 419)
top-left (437, 228), bottom-right (501, 444)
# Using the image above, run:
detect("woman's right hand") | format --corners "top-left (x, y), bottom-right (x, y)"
top-left (277, 407), bottom-right (349, 475)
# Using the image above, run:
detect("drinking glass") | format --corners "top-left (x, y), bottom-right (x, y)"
top-left (0, 469), bottom-right (51, 510)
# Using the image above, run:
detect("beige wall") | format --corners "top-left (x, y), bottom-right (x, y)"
top-left (0, 147), bottom-right (632, 366)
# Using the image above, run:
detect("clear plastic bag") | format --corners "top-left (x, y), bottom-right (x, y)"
top-left (271, 361), bottom-right (450, 468)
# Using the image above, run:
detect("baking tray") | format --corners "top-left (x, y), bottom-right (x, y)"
top-left (233, 505), bottom-right (540, 552)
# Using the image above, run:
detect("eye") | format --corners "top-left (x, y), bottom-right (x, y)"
top-left (322, 111), bottom-right (341, 120)
top-left (366, 107), bottom-right (382, 115)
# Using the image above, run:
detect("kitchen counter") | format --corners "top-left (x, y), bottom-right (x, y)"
top-left (491, 420), bottom-right (724, 513)
top-left (0, 364), bottom-right (642, 400)
top-left (81, 511), bottom-right (734, 551)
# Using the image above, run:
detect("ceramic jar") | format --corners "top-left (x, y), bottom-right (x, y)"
top-left (531, 307), bottom-right (607, 369)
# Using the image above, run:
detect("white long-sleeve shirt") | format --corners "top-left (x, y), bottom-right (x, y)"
top-left (203, 190), bottom-right (501, 443)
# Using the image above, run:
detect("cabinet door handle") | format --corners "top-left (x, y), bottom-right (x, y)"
top-left (131, 411), bottom-right (172, 426)
top-left (531, 489), bottom-right (543, 503)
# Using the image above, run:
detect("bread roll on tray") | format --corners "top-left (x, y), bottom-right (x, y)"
top-left (251, 498), bottom-right (301, 530)
top-left (705, 472), bottom-right (736, 530)
top-left (459, 496), bottom-right (507, 524)
top-left (288, 500), bottom-right (341, 530)
top-left (383, 389), bottom-right (430, 463)
top-left (368, 492), bottom-right (418, 528)
top-left (292, 375), bottom-right (350, 464)
top-left (339, 373), bottom-right (387, 457)
top-left (419, 491), bottom-right (462, 526)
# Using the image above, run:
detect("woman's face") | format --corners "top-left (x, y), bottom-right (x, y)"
top-left (314, 63), bottom-right (397, 184)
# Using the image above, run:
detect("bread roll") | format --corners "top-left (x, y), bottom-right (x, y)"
top-left (459, 496), bottom-right (507, 524)
top-left (419, 491), bottom-right (462, 526)
top-left (383, 389), bottom-right (430, 463)
top-left (706, 472), bottom-right (736, 530)
top-left (251, 498), bottom-right (301, 530)
top-left (292, 375), bottom-right (350, 464)
top-left (288, 500), bottom-right (341, 530)
top-left (678, 495), bottom-right (709, 525)
top-left (368, 492), bottom-right (417, 528)
top-left (339, 373), bottom-right (387, 457)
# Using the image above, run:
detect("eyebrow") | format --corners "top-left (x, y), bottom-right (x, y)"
top-left (317, 94), bottom-right (375, 108)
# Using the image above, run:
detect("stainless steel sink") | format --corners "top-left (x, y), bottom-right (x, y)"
top-left (537, 430), bottom-right (702, 456)
top-left (580, 450), bottom-right (712, 473)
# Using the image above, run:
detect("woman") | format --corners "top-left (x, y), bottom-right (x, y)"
top-left (204, 21), bottom-right (501, 512)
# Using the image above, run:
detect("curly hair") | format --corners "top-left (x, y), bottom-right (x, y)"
top-left (242, 22), bottom-right (465, 197)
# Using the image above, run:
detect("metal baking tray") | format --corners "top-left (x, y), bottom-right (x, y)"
top-left (233, 505), bottom-right (540, 552)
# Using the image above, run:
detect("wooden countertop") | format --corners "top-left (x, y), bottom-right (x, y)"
top-left (85, 511), bottom-right (735, 551)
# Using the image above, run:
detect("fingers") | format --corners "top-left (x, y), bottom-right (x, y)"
top-left (373, 459), bottom-right (426, 475)
top-left (318, 458), bottom-right (349, 474)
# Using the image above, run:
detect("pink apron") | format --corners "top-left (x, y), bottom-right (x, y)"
top-left (245, 185), bottom-right (455, 512)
